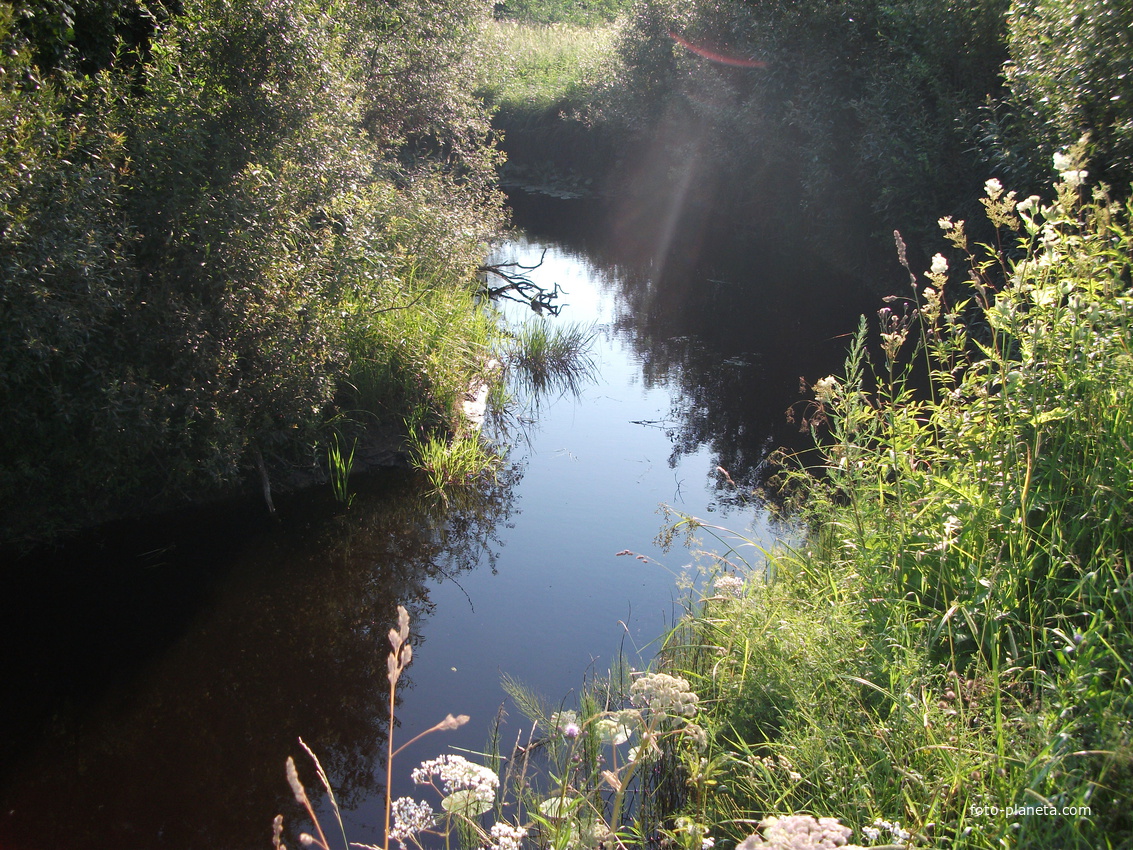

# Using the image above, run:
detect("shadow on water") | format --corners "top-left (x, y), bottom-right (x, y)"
top-left (0, 464), bottom-right (519, 850)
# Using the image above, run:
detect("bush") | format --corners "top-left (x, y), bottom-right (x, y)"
top-left (0, 0), bottom-right (505, 543)
top-left (1005, 0), bottom-right (1133, 193)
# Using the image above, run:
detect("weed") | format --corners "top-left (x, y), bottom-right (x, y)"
top-left (656, 146), bottom-right (1133, 848)
top-left (505, 318), bottom-right (597, 401)
top-left (276, 608), bottom-right (716, 850)
top-left (327, 435), bottom-right (358, 508)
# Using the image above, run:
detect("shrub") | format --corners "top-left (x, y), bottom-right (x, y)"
top-left (659, 154), bottom-right (1133, 847)
top-left (1005, 0), bottom-right (1133, 193)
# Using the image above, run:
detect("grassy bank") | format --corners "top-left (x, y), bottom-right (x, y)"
top-left (0, 0), bottom-right (507, 543)
top-left (476, 19), bottom-right (622, 196)
top-left (654, 151), bottom-right (1133, 847)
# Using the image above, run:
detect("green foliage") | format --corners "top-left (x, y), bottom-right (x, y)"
top-left (660, 158), bottom-right (1133, 847)
top-left (493, 0), bottom-right (630, 27)
top-left (1005, 0), bottom-right (1133, 192)
top-left (606, 0), bottom-right (1013, 256)
top-left (0, 0), bottom-right (505, 542)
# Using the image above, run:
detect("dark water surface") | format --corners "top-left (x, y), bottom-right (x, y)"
top-left (0, 195), bottom-right (874, 849)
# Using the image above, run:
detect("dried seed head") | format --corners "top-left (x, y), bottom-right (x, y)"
top-left (286, 757), bottom-right (307, 806)
top-left (397, 605), bottom-right (410, 644)
top-left (438, 713), bottom-right (470, 731)
top-left (273, 814), bottom-right (286, 850)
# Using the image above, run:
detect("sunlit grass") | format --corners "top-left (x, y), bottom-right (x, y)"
top-left (409, 432), bottom-right (502, 497)
top-left (476, 20), bottom-right (619, 112)
top-left (505, 318), bottom-right (597, 400)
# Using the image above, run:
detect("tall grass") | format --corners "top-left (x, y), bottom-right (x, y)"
top-left (656, 146), bottom-right (1133, 848)
top-left (476, 20), bottom-right (619, 114)
top-left (276, 608), bottom-right (714, 850)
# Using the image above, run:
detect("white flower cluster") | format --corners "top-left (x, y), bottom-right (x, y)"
top-left (861, 818), bottom-right (909, 844)
top-left (713, 574), bottom-right (746, 599)
top-left (411, 754), bottom-right (499, 802)
top-left (1053, 150), bottom-right (1088, 187)
top-left (594, 716), bottom-right (634, 745)
top-left (630, 672), bottom-right (700, 717)
top-left (930, 253), bottom-right (949, 276)
top-left (813, 375), bottom-right (840, 404)
top-left (389, 797), bottom-right (434, 845)
top-left (737, 815), bottom-right (864, 850)
top-left (488, 822), bottom-right (527, 850)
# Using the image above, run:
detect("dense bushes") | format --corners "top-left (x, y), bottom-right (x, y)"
top-left (491, 0), bottom-right (1129, 273)
top-left (598, 0), bottom-right (1013, 265)
top-left (0, 0), bottom-right (503, 542)
top-left (1003, 0), bottom-right (1133, 191)
top-left (661, 155), bottom-right (1133, 847)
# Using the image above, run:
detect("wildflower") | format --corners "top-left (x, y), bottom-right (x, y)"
top-left (630, 672), bottom-right (700, 717)
top-left (984, 178), bottom-right (1003, 200)
top-left (869, 819), bottom-right (910, 843)
top-left (713, 574), bottom-right (745, 599)
top-left (550, 710), bottom-right (580, 737)
top-left (703, 840), bottom-right (715, 850)
top-left (684, 722), bottom-right (709, 750)
top-left (1053, 150), bottom-right (1073, 173)
top-left (935, 515), bottom-right (962, 552)
top-left (489, 822), bottom-right (527, 850)
top-left (861, 825), bottom-right (881, 842)
top-left (1016, 194), bottom-right (1040, 213)
top-left (813, 375), bottom-right (840, 404)
top-left (938, 216), bottom-right (954, 232)
top-left (411, 754), bottom-right (499, 804)
top-left (1063, 169), bottom-right (1088, 188)
top-left (930, 253), bottom-right (949, 276)
top-left (737, 814), bottom-right (865, 850)
top-left (389, 797), bottom-right (434, 845)
top-left (594, 717), bottom-right (633, 745)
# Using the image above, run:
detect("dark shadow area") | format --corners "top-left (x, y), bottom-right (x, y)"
top-left (0, 466), bottom-right (518, 850)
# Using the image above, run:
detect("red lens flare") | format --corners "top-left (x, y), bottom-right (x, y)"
top-left (669, 31), bottom-right (768, 68)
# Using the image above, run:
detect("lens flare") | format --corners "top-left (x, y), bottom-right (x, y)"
top-left (669, 32), bottom-right (768, 68)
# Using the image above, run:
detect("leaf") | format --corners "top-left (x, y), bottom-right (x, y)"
top-left (441, 790), bottom-right (492, 817)
top-left (538, 796), bottom-right (581, 820)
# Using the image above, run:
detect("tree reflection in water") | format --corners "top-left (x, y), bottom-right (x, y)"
top-left (508, 190), bottom-right (876, 508)
top-left (0, 463), bottom-right (520, 850)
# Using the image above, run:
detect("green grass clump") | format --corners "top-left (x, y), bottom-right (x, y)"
top-left (504, 318), bottom-right (597, 399)
top-left (658, 147), bottom-right (1133, 849)
top-left (409, 432), bottom-right (503, 498)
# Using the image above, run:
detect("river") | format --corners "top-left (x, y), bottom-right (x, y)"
top-left (0, 194), bottom-right (873, 849)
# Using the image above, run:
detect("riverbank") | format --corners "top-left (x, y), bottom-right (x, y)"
top-left (0, 0), bottom-right (508, 545)
top-left (654, 155), bottom-right (1133, 848)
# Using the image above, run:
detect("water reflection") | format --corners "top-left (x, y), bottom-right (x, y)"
top-left (1, 195), bottom-right (869, 850)
top-left (0, 467), bottom-right (518, 850)
top-left (507, 191), bottom-right (875, 494)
